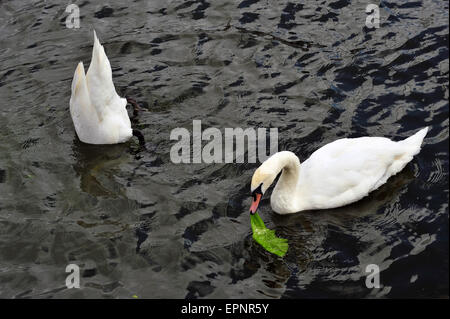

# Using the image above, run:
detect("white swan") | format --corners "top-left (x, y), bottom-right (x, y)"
top-left (69, 31), bottom-right (138, 145)
top-left (249, 127), bottom-right (428, 215)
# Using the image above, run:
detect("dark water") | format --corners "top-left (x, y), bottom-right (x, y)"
top-left (0, 0), bottom-right (448, 298)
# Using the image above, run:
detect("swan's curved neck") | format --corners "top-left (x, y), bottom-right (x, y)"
top-left (266, 152), bottom-right (301, 213)
top-left (274, 152), bottom-right (300, 193)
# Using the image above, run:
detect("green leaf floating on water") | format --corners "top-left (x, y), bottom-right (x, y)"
top-left (250, 212), bottom-right (288, 257)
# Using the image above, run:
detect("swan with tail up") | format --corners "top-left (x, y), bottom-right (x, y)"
top-left (249, 127), bottom-right (429, 215)
top-left (70, 31), bottom-right (144, 145)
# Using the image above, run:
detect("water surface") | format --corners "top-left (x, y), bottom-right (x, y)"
top-left (0, 0), bottom-right (448, 298)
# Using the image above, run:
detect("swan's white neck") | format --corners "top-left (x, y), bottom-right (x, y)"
top-left (261, 151), bottom-right (302, 213)
top-left (271, 151), bottom-right (300, 195)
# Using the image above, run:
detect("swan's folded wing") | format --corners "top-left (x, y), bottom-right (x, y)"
top-left (70, 62), bottom-right (100, 122)
top-left (86, 31), bottom-right (126, 120)
top-left (301, 137), bottom-right (403, 209)
top-left (69, 62), bottom-right (101, 142)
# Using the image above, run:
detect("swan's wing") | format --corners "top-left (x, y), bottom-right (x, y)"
top-left (70, 62), bottom-right (101, 141)
top-left (86, 31), bottom-right (127, 120)
top-left (300, 137), bottom-right (407, 209)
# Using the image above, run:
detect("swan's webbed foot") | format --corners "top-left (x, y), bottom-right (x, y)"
top-left (126, 97), bottom-right (142, 119)
top-left (132, 129), bottom-right (146, 148)
top-left (126, 97), bottom-right (146, 150)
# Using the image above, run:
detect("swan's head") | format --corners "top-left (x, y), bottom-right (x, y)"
top-left (249, 165), bottom-right (278, 214)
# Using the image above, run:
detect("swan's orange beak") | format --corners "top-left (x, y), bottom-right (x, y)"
top-left (249, 193), bottom-right (262, 215)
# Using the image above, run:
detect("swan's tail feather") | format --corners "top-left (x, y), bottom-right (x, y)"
top-left (86, 30), bottom-right (120, 117)
top-left (70, 61), bottom-right (102, 122)
top-left (92, 30), bottom-right (103, 65)
top-left (71, 62), bottom-right (86, 95)
top-left (71, 62), bottom-right (92, 112)
top-left (400, 127), bottom-right (428, 156)
top-left (89, 30), bottom-right (112, 78)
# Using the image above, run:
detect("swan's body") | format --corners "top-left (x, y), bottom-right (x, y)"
top-left (250, 127), bottom-right (428, 214)
top-left (70, 31), bottom-right (132, 144)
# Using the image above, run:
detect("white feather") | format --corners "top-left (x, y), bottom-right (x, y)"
top-left (69, 31), bottom-right (132, 144)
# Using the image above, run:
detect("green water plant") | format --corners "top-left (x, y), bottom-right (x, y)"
top-left (250, 212), bottom-right (288, 257)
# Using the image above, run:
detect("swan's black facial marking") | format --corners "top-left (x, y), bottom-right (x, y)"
top-left (252, 183), bottom-right (263, 200)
